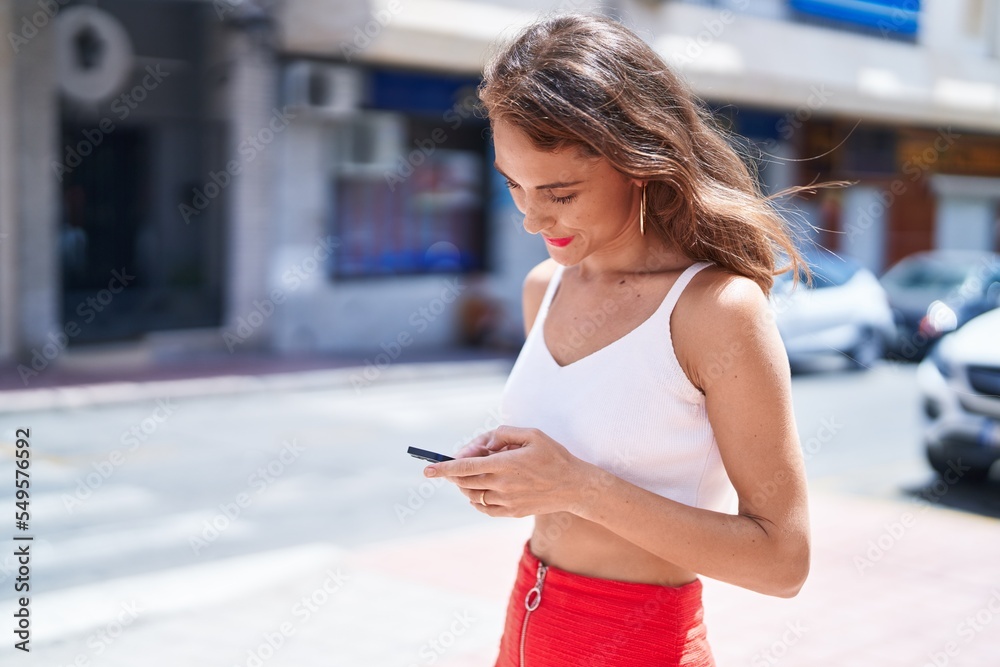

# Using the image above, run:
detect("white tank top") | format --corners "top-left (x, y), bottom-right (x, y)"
top-left (500, 261), bottom-right (738, 514)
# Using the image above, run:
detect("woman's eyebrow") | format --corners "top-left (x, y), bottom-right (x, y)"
top-left (493, 162), bottom-right (584, 190)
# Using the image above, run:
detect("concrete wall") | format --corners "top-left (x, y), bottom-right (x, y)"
top-left (280, 0), bottom-right (1000, 135)
top-left (277, 0), bottom-right (595, 71)
top-left (922, 0), bottom-right (1000, 58)
top-left (649, 1), bottom-right (1000, 134)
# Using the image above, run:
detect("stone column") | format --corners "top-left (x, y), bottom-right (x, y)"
top-left (0, 0), bottom-right (17, 361)
top-left (8, 0), bottom-right (59, 362)
top-left (220, 16), bottom-right (279, 350)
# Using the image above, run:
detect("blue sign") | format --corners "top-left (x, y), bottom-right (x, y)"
top-left (369, 68), bottom-right (481, 115)
top-left (789, 0), bottom-right (920, 36)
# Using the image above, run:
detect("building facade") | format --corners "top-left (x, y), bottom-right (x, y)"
top-left (1, 0), bottom-right (999, 368)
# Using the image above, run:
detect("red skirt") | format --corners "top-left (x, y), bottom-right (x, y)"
top-left (493, 539), bottom-right (716, 667)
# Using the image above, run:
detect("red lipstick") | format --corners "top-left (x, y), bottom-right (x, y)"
top-left (544, 236), bottom-right (574, 247)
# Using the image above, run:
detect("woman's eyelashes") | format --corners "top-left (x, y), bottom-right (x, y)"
top-left (549, 192), bottom-right (578, 205)
top-left (504, 179), bottom-right (578, 205)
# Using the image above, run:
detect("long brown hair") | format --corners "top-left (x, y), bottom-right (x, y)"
top-left (478, 13), bottom-right (814, 294)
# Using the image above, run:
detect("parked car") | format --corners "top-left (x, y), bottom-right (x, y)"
top-left (771, 249), bottom-right (895, 370)
top-left (880, 250), bottom-right (1000, 361)
top-left (917, 308), bottom-right (1000, 482)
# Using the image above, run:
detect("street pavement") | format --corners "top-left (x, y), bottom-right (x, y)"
top-left (0, 353), bottom-right (999, 666)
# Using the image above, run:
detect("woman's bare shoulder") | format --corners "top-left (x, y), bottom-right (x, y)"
top-left (521, 259), bottom-right (561, 337)
top-left (673, 265), bottom-right (783, 392)
top-left (684, 265), bottom-right (769, 315)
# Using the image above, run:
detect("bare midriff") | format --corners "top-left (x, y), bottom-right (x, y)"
top-left (530, 511), bottom-right (699, 587)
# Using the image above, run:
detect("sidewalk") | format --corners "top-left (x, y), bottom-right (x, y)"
top-left (4, 349), bottom-right (998, 665)
top-left (19, 485), bottom-right (1000, 666)
top-left (0, 344), bottom-right (518, 413)
top-left (344, 487), bottom-right (1000, 667)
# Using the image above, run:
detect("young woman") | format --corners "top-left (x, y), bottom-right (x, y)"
top-left (422, 13), bottom-right (811, 666)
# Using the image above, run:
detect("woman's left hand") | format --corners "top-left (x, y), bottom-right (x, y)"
top-left (424, 425), bottom-right (591, 518)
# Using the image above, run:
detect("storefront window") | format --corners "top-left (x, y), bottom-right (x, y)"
top-left (327, 68), bottom-right (488, 280)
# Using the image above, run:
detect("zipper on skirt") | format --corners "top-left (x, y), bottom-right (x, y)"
top-left (519, 559), bottom-right (548, 667)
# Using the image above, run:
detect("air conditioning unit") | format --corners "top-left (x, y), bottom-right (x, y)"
top-left (336, 112), bottom-right (405, 168)
top-left (283, 61), bottom-right (363, 114)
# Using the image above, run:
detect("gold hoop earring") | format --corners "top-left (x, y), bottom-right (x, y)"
top-left (640, 184), bottom-right (646, 236)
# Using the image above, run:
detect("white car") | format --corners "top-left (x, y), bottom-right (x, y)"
top-left (771, 250), bottom-right (895, 371)
top-left (917, 308), bottom-right (1000, 482)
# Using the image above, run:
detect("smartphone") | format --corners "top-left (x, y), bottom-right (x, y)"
top-left (407, 446), bottom-right (454, 463)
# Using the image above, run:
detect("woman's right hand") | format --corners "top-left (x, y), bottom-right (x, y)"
top-left (454, 427), bottom-right (525, 458)
top-left (453, 432), bottom-right (493, 458)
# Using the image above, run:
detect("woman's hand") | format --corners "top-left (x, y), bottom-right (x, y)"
top-left (425, 425), bottom-right (591, 518)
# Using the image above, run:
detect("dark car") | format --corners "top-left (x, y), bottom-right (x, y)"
top-left (879, 250), bottom-right (1000, 361)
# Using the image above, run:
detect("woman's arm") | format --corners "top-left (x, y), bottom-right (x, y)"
top-left (574, 271), bottom-right (810, 597)
top-left (425, 270), bottom-right (810, 598)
